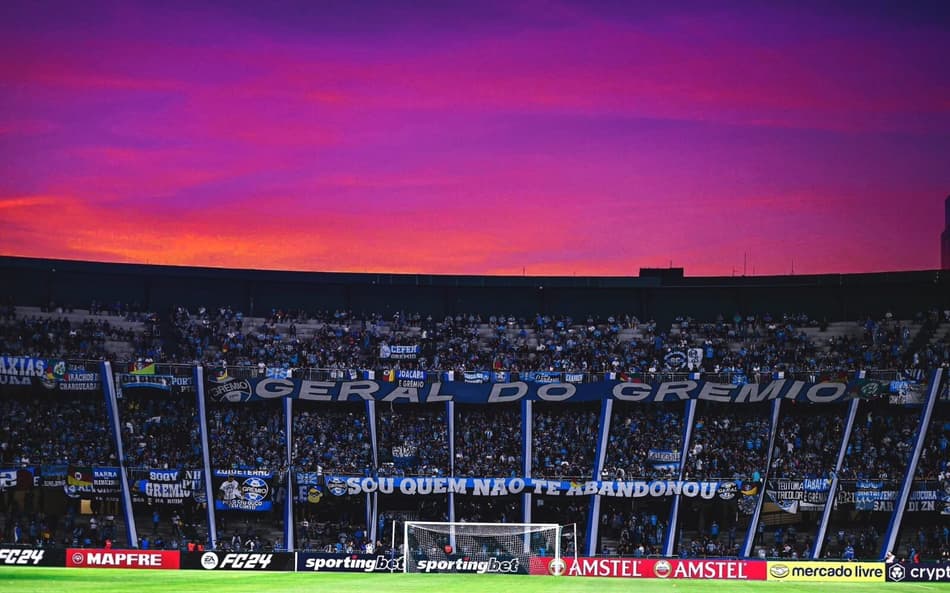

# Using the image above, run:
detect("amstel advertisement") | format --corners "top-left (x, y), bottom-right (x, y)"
top-left (530, 557), bottom-right (767, 580)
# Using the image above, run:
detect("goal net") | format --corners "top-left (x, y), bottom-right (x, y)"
top-left (403, 522), bottom-right (561, 574)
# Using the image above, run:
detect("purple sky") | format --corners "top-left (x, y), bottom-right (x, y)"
top-left (1, 0), bottom-right (947, 276)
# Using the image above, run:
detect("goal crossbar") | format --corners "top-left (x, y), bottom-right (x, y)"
top-left (402, 521), bottom-right (562, 574)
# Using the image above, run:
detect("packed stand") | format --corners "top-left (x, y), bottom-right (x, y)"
top-left (0, 300), bottom-right (161, 361)
top-left (119, 393), bottom-right (202, 469)
top-left (169, 305), bottom-right (384, 370)
top-left (683, 407), bottom-right (771, 480)
top-left (532, 406), bottom-right (598, 479)
top-left (838, 403), bottom-right (919, 480)
top-left (208, 404), bottom-right (286, 470)
top-left (376, 405), bottom-right (448, 476)
top-left (454, 406), bottom-right (522, 477)
top-left (292, 405), bottom-right (372, 474)
top-left (769, 404), bottom-right (846, 479)
top-left (138, 303), bottom-right (949, 379)
top-left (0, 394), bottom-right (116, 466)
top-left (603, 404), bottom-right (684, 479)
top-left (915, 408), bottom-right (949, 480)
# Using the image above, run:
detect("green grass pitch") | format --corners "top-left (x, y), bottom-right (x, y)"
top-left (0, 568), bottom-right (944, 593)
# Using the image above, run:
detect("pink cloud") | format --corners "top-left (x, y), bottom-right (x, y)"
top-left (0, 2), bottom-right (946, 277)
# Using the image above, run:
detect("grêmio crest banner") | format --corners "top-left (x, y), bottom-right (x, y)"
top-left (204, 375), bottom-right (913, 405)
top-left (213, 470), bottom-right (273, 512)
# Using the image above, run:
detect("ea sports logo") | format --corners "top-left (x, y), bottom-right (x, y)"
top-left (888, 564), bottom-right (905, 582)
top-left (548, 559), bottom-right (566, 576)
top-left (654, 559), bottom-right (672, 578)
top-left (71, 552), bottom-right (85, 565)
top-left (201, 552), bottom-right (219, 569)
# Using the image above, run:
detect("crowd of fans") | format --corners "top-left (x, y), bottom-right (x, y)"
top-left (604, 404), bottom-right (684, 479)
top-left (454, 405), bottom-right (522, 477)
top-left (602, 509), bottom-right (669, 556)
top-left (684, 406), bottom-right (771, 480)
top-left (0, 393), bottom-right (116, 466)
top-left (823, 525), bottom-right (882, 560)
top-left (0, 300), bottom-right (948, 559)
top-left (769, 403), bottom-right (845, 479)
top-left (208, 403), bottom-right (286, 470)
top-left (119, 393), bottom-right (202, 469)
top-left (292, 404), bottom-right (372, 474)
top-left (455, 495), bottom-right (520, 524)
top-left (532, 406), bottom-right (599, 479)
top-left (376, 405), bottom-right (448, 476)
top-left (916, 408), bottom-right (949, 480)
top-left (0, 504), bottom-right (123, 550)
top-left (839, 403), bottom-right (919, 480)
top-left (3, 301), bottom-right (947, 380)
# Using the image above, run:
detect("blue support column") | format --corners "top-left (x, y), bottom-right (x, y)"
top-left (447, 400), bottom-right (455, 550)
top-left (100, 361), bottom-right (138, 548)
top-left (371, 492), bottom-right (379, 546)
top-left (663, 399), bottom-right (697, 557)
top-left (880, 368), bottom-right (943, 558)
top-left (365, 399), bottom-right (378, 544)
top-left (284, 396), bottom-right (294, 551)
top-left (586, 399), bottom-right (612, 556)
top-left (365, 492), bottom-right (373, 549)
top-left (811, 397), bottom-right (860, 559)
top-left (522, 399), bottom-right (532, 552)
top-left (194, 365), bottom-right (218, 550)
top-left (366, 400), bottom-right (378, 469)
top-left (741, 399), bottom-right (782, 557)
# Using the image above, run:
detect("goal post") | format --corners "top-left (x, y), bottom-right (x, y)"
top-left (403, 522), bottom-right (561, 574)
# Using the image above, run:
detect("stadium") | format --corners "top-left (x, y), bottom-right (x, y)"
top-left (0, 256), bottom-right (948, 592)
top-left (2, 2), bottom-right (949, 592)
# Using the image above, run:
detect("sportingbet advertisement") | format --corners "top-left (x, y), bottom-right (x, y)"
top-left (296, 553), bottom-right (404, 573)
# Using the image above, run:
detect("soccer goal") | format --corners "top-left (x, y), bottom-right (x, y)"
top-left (403, 522), bottom-right (563, 574)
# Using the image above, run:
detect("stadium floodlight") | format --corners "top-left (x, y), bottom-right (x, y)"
top-left (403, 522), bottom-right (563, 575)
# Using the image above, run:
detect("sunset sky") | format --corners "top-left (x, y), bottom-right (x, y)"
top-left (1, 1), bottom-right (947, 276)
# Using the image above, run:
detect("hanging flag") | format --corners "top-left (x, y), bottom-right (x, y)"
top-left (131, 363), bottom-right (156, 376)
top-left (67, 466), bottom-right (93, 487)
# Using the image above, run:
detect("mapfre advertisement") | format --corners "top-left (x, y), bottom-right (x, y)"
top-left (767, 561), bottom-right (884, 581)
top-left (530, 557), bottom-right (766, 580)
top-left (66, 548), bottom-right (180, 569)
